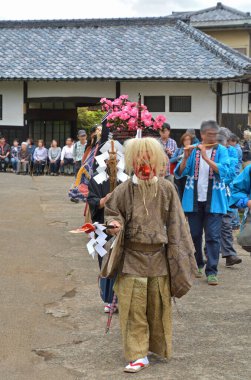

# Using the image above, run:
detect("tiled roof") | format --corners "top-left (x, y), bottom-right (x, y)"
top-left (0, 17), bottom-right (250, 81)
top-left (172, 2), bottom-right (251, 26)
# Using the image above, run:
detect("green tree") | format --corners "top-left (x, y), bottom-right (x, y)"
top-left (77, 107), bottom-right (105, 134)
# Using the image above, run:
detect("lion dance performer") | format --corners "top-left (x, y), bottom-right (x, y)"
top-left (102, 137), bottom-right (197, 373)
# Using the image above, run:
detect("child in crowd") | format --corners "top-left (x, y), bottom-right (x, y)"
top-left (10, 139), bottom-right (20, 173)
top-left (33, 139), bottom-right (48, 175)
top-left (17, 142), bottom-right (30, 174)
top-left (61, 137), bottom-right (74, 175)
top-left (48, 139), bottom-right (61, 175)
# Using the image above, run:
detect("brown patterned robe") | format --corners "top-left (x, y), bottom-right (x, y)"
top-left (104, 177), bottom-right (196, 361)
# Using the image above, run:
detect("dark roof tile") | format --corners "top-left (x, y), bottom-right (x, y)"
top-left (0, 18), bottom-right (250, 81)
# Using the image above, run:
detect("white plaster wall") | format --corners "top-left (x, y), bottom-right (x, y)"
top-left (28, 81), bottom-right (116, 98)
top-left (121, 81), bottom-right (216, 130)
top-left (0, 81), bottom-right (23, 126)
top-left (222, 82), bottom-right (249, 114)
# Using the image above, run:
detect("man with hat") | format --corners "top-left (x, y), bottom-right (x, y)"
top-left (158, 123), bottom-right (177, 182)
top-left (73, 129), bottom-right (87, 175)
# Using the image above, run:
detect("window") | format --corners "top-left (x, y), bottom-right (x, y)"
top-left (0, 95), bottom-right (2, 120)
top-left (234, 47), bottom-right (247, 56)
top-left (169, 96), bottom-right (191, 112)
top-left (144, 96), bottom-right (165, 112)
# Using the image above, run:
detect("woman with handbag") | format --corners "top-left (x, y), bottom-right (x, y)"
top-left (104, 137), bottom-right (197, 373)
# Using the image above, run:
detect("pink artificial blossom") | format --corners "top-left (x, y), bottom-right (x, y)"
top-left (113, 98), bottom-right (122, 106)
top-left (129, 108), bottom-right (138, 118)
top-left (144, 119), bottom-right (153, 127)
top-left (119, 94), bottom-right (129, 100)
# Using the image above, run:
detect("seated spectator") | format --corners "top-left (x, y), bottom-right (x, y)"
top-left (61, 138), bottom-right (74, 175)
top-left (170, 132), bottom-right (192, 200)
top-left (48, 140), bottom-right (61, 176)
top-left (17, 142), bottom-right (30, 175)
top-left (33, 139), bottom-right (48, 176)
top-left (10, 139), bottom-right (20, 173)
top-left (186, 128), bottom-right (200, 144)
top-left (73, 130), bottom-right (87, 175)
top-left (0, 136), bottom-right (11, 172)
top-left (26, 138), bottom-right (36, 170)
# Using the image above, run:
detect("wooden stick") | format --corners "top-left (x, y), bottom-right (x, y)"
top-left (184, 143), bottom-right (218, 150)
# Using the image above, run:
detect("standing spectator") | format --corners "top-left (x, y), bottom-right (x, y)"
top-left (17, 142), bottom-right (30, 175)
top-left (229, 164), bottom-right (251, 209)
top-left (229, 133), bottom-right (243, 229)
top-left (48, 140), bottom-right (61, 176)
top-left (26, 138), bottom-right (36, 172)
top-left (175, 120), bottom-right (229, 285)
top-left (217, 131), bottom-right (242, 266)
top-left (170, 132), bottom-right (192, 200)
top-left (73, 130), bottom-right (87, 175)
top-left (61, 138), bottom-right (74, 175)
top-left (186, 128), bottom-right (200, 144)
top-left (158, 123), bottom-right (177, 182)
top-left (33, 139), bottom-right (48, 176)
top-left (242, 129), bottom-right (251, 163)
top-left (0, 136), bottom-right (11, 172)
top-left (10, 139), bottom-right (20, 173)
top-left (229, 134), bottom-right (242, 174)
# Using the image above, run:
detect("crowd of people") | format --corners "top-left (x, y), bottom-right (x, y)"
top-left (0, 129), bottom-right (87, 175)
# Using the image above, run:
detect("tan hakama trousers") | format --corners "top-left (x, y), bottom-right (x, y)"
top-left (114, 274), bottom-right (172, 361)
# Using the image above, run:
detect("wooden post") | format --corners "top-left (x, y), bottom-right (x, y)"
top-left (23, 81), bottom-right (28, 140)
top-left (116, 82), bottom-right (121, 98)
top-left (216, 82), bottom-right (222, 126)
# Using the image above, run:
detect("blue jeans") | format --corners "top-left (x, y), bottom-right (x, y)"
top-left (49, 160), bottom-right (60, 174)
top-left (231, 208), bottom-right (240, 228)
top-left (187, 202), bottom-right (223, 276)
top-left (11, 157), bottom-right (19, 171)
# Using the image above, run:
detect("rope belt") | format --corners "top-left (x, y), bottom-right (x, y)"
top-left (124, 240), bottom-right (164, 252)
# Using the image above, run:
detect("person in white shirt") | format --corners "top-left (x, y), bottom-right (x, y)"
top-left (60, 138), bottom-right (74, 175)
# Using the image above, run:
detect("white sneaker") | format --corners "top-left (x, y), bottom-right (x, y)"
top-left (104, 304), bottom-right (111, 313)
top-left (124, 357), bottom-right (149, 373)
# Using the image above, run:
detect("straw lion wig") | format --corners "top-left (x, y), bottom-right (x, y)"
top-left (124, 137), bottom-right (167, 177)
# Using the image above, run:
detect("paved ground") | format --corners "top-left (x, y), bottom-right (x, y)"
top-left (0, 173), bottom-right (251, 380)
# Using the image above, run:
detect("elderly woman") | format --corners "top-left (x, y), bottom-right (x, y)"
top-left (17, 142), bottom-right (30, 175)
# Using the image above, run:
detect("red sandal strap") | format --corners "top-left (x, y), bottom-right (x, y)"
top-left (129, 362), bottom-right (145, 367)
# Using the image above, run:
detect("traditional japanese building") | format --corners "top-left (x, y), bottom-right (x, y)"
top-left (172, 2), bottom-right (251, 125)
top-left (0, 17), bottom-right (251, 145)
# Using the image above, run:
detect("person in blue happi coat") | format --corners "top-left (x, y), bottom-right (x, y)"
top-left (229, 164), bottom-right (251, 210)
top-left (217, 130), bottom-right (242, 267)
top-left (175, 120), bottom-right (229, 285)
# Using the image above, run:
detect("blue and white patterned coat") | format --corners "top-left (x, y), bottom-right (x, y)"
top-left (174, 144), bottom-right (230, 214)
